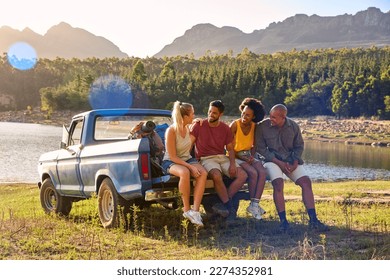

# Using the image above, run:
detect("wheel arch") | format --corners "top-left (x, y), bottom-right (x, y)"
top-left (95, 169), bottom-right (122, 197)
top-left (40, 172), bottom-right (59, 190)
top-left (96, 174), bottom-right (109, 194)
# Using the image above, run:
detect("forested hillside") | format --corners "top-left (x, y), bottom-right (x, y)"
top-left (0, 47), bottom-right (389, 119)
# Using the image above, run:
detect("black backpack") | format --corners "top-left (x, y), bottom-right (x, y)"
top-left (145, 132), bottom-right (166, 177)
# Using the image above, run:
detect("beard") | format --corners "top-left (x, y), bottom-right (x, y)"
top-left (208, 116), bottom-right (219, 123)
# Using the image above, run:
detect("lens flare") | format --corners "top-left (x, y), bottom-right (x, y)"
top-left (89, 75), bottom-right (133, 109)
top-left (7, 42), bottom-right (37, 70)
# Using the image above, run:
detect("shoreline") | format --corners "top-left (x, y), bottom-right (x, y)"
top-left (1, 108), bottom-right (389, 147)
top-left (295, 118), bottom-right (390, 147)
top-left (0, 108), bottom-right (79, 127)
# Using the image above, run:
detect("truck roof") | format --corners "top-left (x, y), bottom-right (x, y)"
top-left (72, 108), bottom-right (172, 120)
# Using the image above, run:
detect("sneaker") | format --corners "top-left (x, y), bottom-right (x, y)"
top-left (309, 219), bottom-right (329, 232)
top-left (212, 203), bottom-right (229, 218)
top-left (259, 205), bottom-right (266, 215)
top-left (279, 220), bottom-right (290, 233)
top-left (246, 204), bottom-right (263, 220)
top-left (183, 209), bottom-right (204, 227)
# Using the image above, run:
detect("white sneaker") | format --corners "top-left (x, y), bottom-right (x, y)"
top-left (259, 205), bottom-right (266, 215)
top-left (183, 210), bottom-right (204, 226)
top-left (246, 204), bottom-right (263, 220)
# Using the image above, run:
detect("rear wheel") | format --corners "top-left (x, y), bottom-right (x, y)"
top-left (98, 178), bottom-right (128, 228)
top-left (40, 178), bottom-right (72, 216)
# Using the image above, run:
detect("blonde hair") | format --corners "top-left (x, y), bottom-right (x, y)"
top-left (172, 101), bottom-right (193, 132)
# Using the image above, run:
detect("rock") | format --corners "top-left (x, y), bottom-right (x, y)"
top-left (372, 142), bottom-right (387, 147)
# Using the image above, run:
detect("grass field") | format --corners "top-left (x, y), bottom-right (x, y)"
top-left (0, 181), bottom-right (389, 260)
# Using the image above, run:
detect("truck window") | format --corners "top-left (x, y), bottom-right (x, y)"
top-left (94, 115), bottom-right (171, 141)
top-left (70, 120), bottom-right (83, 145)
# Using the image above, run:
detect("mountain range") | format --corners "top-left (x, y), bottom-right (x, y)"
top-left (155, 7), bottom-right (390, 58)
top-left (0, 7), bottom-right (389, 59)
top-left (0, 22), bottom-right (127, 59)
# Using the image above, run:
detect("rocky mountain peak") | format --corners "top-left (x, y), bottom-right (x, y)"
top-left (155, 7), bottom-right (390, 58)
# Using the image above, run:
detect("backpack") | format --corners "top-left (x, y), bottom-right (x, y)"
top-left (129, 121), bottom-right (166, 177)
top-left (145, 132), bottom-right (166, 177)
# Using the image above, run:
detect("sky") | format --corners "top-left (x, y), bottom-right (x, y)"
top-left (2, 0), bottom-right (390, 58)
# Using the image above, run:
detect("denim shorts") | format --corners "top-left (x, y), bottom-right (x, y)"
top-left (162, 157), bottom-right (199, 173)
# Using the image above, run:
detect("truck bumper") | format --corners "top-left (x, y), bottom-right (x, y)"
top-left (145, 188), bottom-right (177, 201)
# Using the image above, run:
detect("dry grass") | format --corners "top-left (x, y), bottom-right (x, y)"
top-left (0, 181), bottom-right (389, 260)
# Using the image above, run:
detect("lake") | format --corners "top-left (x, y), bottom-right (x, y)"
top-left (0, 122), bottom-right (62, 183)
top-left (0, 122), bottom-right (389, 183)
top-left (303, 140), bottom-right (390, 181)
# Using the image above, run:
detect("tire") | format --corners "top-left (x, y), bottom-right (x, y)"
top-left (40, 178), bottom-right (72, 216)
top-left (98, 178), bottom-right (128, 228)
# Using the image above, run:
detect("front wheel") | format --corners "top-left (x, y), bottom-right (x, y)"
top-left (98, 178), bottom-right (128, 228)
top-left (40, 178), bottom-right (72, 216)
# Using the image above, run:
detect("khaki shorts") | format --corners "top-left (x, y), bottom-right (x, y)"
top-left (263, 162), bottom-right (307, 183)
top-left (235, 157), bottom-right (260, 166)
top-left (200, 155), bottom-right (240, 178)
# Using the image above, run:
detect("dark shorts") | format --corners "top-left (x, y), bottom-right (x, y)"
top-left (162, 158), bottom-right (199, 173)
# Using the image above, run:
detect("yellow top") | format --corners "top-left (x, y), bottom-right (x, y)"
top-left (234, 120), bottom-right (255, 152)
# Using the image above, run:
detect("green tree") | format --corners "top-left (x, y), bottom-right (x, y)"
top-left (131, 59), bottom-right (147, 87)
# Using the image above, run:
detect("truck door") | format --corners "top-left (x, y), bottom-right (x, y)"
top-left (57, 118), bottom-right (85, 196)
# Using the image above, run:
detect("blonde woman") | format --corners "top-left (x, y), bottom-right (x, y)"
top-left (162, 101), bottom-right (208, 226)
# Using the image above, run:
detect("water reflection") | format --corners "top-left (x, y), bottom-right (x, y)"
top-left (304, 163), bottom-right (390, 181)
top-left (303, 140), bottom-right (390, 181)
top-left (303, 140), bottom-right (390, 170)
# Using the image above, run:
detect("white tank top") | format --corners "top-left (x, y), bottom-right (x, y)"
top-left (163, 126), bottom-right (192, 161)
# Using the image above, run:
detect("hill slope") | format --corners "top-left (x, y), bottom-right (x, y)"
top-left (155, 7), bottom-right (390, 58)
top-left (0, 22), bottom-right (128, 59)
